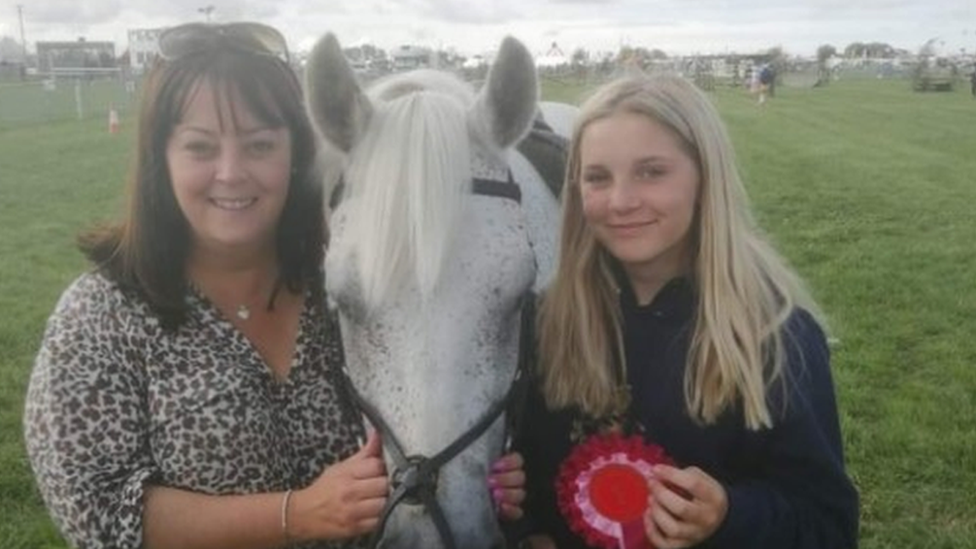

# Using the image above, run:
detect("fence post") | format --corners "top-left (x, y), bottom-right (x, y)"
top-left (75, 79), bottom-right (84, 120)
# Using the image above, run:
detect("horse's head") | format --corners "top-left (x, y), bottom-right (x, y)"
top-left (305, 33), bottom-right (564, 548)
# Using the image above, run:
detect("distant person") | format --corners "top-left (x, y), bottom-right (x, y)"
top-left (23, 21), bottom-right (526, 549)
top-left (748, 64), bottom-right (761, 96)
top-left (758, 63), bottom-right (775, 104)
top-left (512, 75), bottom-right (859, 548)
top-left (970, 69), bottom-right (976, 98)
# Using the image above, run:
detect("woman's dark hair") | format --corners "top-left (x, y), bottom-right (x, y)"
top-left (80, 46), bottom-right (324, 329)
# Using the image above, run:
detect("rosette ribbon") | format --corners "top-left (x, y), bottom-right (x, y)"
top-left (556, 433), bottom-right (675, 549)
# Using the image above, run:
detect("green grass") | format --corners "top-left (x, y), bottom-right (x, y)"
top-left (0, 117), bottom-right (130, 548)
top-left (715, 80), bottom-right (976, 547)
top-left (2, 78), bottom-right (975, 548)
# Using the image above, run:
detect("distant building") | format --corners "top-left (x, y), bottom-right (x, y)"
top-left (391, 45), bottom-right (431, 71)
top-left (462, 54), bottom-right (487, 69)
top-left (36, 39), bottom-right (116, 73)
top-left (128, 27), bottom-right (166, 74)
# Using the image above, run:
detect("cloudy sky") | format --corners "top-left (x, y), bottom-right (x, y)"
top-left (1, 0), bottom-right (973, 58)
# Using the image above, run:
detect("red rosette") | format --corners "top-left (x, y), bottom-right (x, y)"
top-left (556, 433), bottom-right (675, 549)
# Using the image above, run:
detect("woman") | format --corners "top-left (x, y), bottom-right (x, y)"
top-left (24, 22), bottom-right (523, 549)
top-left (514, 76), bottom-right (859, 548)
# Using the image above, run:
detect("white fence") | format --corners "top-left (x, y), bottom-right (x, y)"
top-left (0, 72), bottom-right (138, 129)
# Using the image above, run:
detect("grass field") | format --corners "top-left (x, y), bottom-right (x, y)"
top-left (2, 77), bottom-right (975, 548)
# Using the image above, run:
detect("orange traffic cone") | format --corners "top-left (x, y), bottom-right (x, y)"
top-left (108, 106), bottom-right (120, 134)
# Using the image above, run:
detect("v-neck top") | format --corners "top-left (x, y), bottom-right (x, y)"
top-left (24, 271), bottom-right (367, 549)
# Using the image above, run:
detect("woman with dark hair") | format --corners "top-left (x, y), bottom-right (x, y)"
top-left (24, 23), bottom-right (524, 549)
top-left (80, 23), bottom-right (325, 330)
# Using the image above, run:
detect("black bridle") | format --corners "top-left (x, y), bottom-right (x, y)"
top-left (336, 171), bottom-right (534, 549)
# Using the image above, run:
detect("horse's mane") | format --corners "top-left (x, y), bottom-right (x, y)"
top-left (338, 71), bottom-right (476, 310)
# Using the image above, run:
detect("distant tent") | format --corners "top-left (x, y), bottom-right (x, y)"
top-left (537, 41), bottom-right (567, 68)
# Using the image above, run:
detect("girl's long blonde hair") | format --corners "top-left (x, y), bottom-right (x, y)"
top-left (538, 75), bottom-right (822, 430)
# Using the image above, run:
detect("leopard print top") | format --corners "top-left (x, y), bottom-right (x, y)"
top-left (24, 271), bottom-right (367, 549)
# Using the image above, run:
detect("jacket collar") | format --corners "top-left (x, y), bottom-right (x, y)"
top-left (614, 266), bottom-right (695, 322)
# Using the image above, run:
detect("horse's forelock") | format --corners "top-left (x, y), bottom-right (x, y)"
top-left (340, 74), bottom-right (474, 310)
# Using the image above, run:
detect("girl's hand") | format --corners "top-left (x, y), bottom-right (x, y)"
top-left (488, 452), bottom-right (526, 520)
top-left (643, 464), bottom-right (728, 549)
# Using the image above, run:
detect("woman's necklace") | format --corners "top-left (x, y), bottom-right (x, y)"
top-left (187, 283), bottom-right (256, 321)
top-left (234, 285), bottom-right (282, 321)
top-left (188, 276), bottom-right (279, 323)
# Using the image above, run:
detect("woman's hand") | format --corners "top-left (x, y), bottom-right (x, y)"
top-left (290, 431), bottom-right (389, 541)
top-left (489, 452), bottom-right (526, 520)
top-left (643, 464), bottom-right (728, 549)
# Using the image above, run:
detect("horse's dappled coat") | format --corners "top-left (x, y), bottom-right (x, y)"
top-left (305, 33), bottom-right (576, 549)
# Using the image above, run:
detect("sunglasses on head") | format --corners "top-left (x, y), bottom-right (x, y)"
top-left (158, 22), bottom-right (290, 63)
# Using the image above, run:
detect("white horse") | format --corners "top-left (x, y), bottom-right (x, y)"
top-left (305, 33), bottom-right (576, 548)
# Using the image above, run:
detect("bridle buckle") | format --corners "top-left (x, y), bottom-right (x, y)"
top-left (391, 455), bottom-right (438, 504)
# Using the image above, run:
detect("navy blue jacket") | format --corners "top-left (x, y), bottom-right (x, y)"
top-left (512, 278), bottom-right (859, 548)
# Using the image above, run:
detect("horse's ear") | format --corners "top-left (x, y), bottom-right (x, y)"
top-left (472, 36), bottom-right (538, 150)
top-left (304, 33), bottom-right (373, 153)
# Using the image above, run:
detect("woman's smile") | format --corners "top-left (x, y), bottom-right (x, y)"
top-left (209, 196), bottom-right (259, 211)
